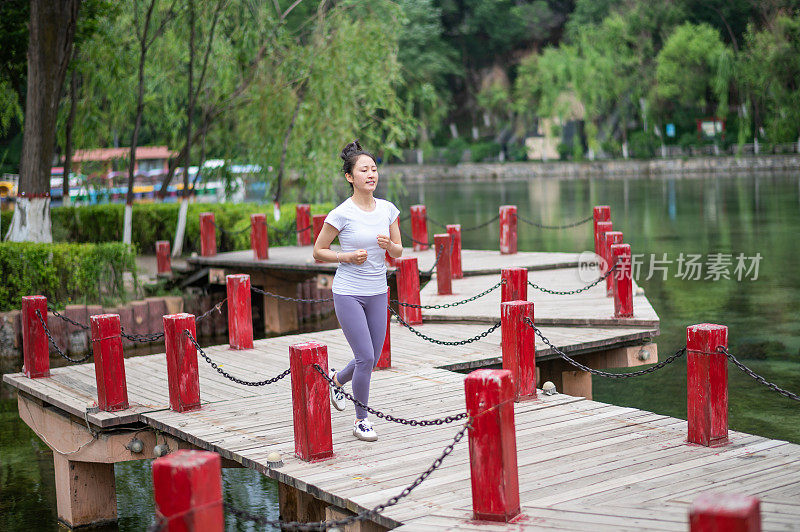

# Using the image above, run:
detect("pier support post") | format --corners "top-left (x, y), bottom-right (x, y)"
top-left (152, 450), bottom-right (224, 532)
top-left (499, 205), bottom-right (517, 255)
top-left (376, 291), bottom-right (391, 369)
top-left (289, 341), bottom-right (333, 461)
top-left (250, 213), bottom-right (269, 260)
top-left (501, 301), bottom-right (536, 401)
top-left (465, 369), bottom-right (520, 522)
top-left (611, 244), bottom-right (633, 318)
top-left (687, 324), bottom-right (729, 447)
top-left (501, 268), bottom-right (527, 303)
top-left (385, 250), bottom-right (396, 267)
top-left (156, 241), bottom-right (171, 276)
top-left (313, 214), bottom-right (326, 263)
top-left (603, 231), bottom-right (623, 296)
top-left (54, 454), bottom-right (117, 528)
top-left (446, 224), bottom-right (463, 279)
top-left (410, 204), bottom-right (428, 251)
top-left (226, 274), bottom-right (253, 350)
top-left (163, 313), bottom-right (201, 412)
top-left (199, 212), bottom-right (216, 257)
top-left (596, 219), bottom-right (613, 267)
top-left (90, 314), bottom-right (129, 411)
top-left (593, 205), bottom-right (611, 256)
top-left (22, 295), bottom-right (50, 378)
top-left (434, 233), bottom-right (453, 295)
top-left (690, 492), bottom-right (759, 532)
top-left (396, 257), bottom-right (422, 325)
top-left (296, 204), bottom-right (312, 246)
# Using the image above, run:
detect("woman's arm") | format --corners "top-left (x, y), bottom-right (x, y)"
top-left (377, 218), bottom-right (403, 258)
top-left (313, 222), bottom-right (367, 264)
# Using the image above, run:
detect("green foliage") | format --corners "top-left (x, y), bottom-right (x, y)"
top-left (444, 137), bottom-right (468, 165)
top-left (469, 141), bottom-right (502, 162)
top-left (628, 130), bottom-right (658, 158)
top-left (0, 242), bottom-right (136, 311)
top-left (42, 201), bottom-right (332, 253)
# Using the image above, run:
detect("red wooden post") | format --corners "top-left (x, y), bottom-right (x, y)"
top-left (376, 291), bottom-right (391, 369)
top-left (687, 324), bottom-right (729, 447)
top-left (446, 224), bottom-right (463, 279)
top-left (296, 204), bottom-right (312, 246)
top-left (690, 492), bottom-right (760, 532)
top-left (501, 268), bottom-right (527, 303)
top-left (385, 251), bottom-right (396, 267)
top-left (596, 219), bottom-right (613, 268)
top-left (603, 231), bottom-right (623, 296)
top-left (501, 301), bottom-right (536, 401)
top-left (156, 240), bottom-right (171, 276)
top-left (163, 313), bottom-right (201, 413)
top-left (499, 205), bottom-right (517, 255)
top-left (289, 341), bottom-right (333, 461)
top-left (250, 213), bottom-right (269, 260)
top-left (152, 450), bottom-right (223, 532)
top-left (611, 243), bottom-right (633, 318)
top-left (396, 256), bottom-right (422, 325)
top-left (22, 295), bottom-right (50, 378)
top-left (434, 233), bottom-right (453, 295)
top-left (593, 205), bottom-right (611, 256)
top-left (199, 212), bottom-right (216, 257)
top-left (313, 214), bottom-right (326, 263)
top-left (226, 274), bottom-right (253, 350)
top-left (410, 204), bottom-right (428, 251)
top-left (90, 314), bottom-right (129, 412)
top-left (465, 369), bottom-right (520, 522)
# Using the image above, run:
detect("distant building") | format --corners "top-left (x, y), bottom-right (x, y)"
top-left (55, 146), bottom-right (177, 181)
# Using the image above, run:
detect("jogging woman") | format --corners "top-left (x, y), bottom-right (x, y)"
top-left (312, 140), bottom-right (403, 442)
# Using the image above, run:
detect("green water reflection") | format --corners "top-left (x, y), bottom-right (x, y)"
top-left (2, 173), bottom-right (799, 530)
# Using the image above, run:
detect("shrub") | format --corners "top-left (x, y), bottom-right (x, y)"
top-left (444, 137), bottom-right (469, 165)
top-left (469, 141), bottom-right (502, 162)
top-left (0, 242), bottom-right (137, 311)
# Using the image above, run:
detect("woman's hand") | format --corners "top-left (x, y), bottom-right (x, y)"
top-left (344, 249), bottom-right (368, 265)
top-left (377, 234), bottom-right (393, 250)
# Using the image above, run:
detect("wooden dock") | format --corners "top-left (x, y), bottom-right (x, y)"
top-left (5, 326), bottom-right (800, 530)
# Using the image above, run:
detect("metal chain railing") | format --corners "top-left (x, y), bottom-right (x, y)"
top-left (528, 262), bottom-right (617, 296)
top-left (251, 285), bottom-right (334, 303)
top-left (524, 317), bottom-right (686, 378)
top-left (514, 213), bottom-right (593, 230)
top-left (35, 309), bottom-right (92, 363)
top-left (389, 306), bottom-right (500, 346)
top-left (427, 213), bottom-right (500, 232)
top-left (399, 228), bottom-right (430, 248)
top-left (184, 331), bottom-right (291, 387)
top-left (195, 298), bottom-right (227, 323)
top-left (392, 280), bottom-right (504, 309)
top-left (314, 364), bottom-right (467, 426)
top-left (121, 329), bottom-right (165, 343)
top-left (718, 346), bottom-right (800, 401)
top-left (48, 306), bottom-right (90, 330)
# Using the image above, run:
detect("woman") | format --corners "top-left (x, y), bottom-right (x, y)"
top-left (313, 140), bottom-right (403, 442)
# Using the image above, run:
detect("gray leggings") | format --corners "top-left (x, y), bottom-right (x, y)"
top-left (333, 291), bottom-right (388, 419)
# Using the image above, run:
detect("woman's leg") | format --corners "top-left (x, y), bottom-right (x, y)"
top-left (363, 292), bottom-right (389, 368)
top-left (333, 294), bottom-right (375, 419)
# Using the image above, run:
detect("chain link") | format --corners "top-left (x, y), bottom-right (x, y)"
top-left (314, 364), bottom-right (467, 426)
top-left (251, 285), bottom-right (334, 303)
top-left (399, 227), bottom-right (430, 248)
top-left (514, 213), bottom-right (593, 230)
top-left (390, 306), bottom-right (500, 345)
top-left (184, 331), bottom-right (291, 386)
top-left (48, 306), bottom-right (90, 330)
top-left (454, 213), bottom-right (501, 232)
top-left (525, 317), bottom-right (685, 378)
top-left (528, 262), bottom-right (616, 296)
top-left (718, 346), bottom-right (800, 401)
top-left (120, 329), bottom-right (165, 343)
top-left (195, 298), bottom-right (227, 323)
top-left (35, 310), bottom-right (92, 363)
top-left (220, 422), bottom-right (470, 530)
top-left (392, 280), bottom-right (504, 309)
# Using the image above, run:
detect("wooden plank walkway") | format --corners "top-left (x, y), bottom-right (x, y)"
top-left (187, 247), bottom-right (589, 276)
top-left (5, 326), bottom-right (799, 530)
top-left (421, 266), bottom-right (660, 328)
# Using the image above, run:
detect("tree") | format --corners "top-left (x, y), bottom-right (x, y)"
top-left (6, 0), bottom-right (82, 242)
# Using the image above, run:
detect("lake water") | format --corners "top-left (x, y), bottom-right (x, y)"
top-left (2, 173), bottom-right (800, 530)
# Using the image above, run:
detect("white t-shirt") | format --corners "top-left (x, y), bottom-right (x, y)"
top-left (325, 197), bottom-right (400, 296)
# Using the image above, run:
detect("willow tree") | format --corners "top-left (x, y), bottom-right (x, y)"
top-left (6, 0), bottom-right (81, 242)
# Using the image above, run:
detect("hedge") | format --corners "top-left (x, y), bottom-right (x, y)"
top-left (0, 202), bottom-right (333, 254)
top-left (0, 242), bottom-right (137, 311)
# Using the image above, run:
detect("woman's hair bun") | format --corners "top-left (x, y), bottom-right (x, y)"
top-left (340, 139), bottom-right (363, 161)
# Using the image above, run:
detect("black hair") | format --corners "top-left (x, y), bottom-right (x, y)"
top-left (340, 139), bottom-right (376, 191)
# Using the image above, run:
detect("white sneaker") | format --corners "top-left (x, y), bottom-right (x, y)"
top-left (329, 369), bottom-right (347, 411)
top-left (353, 419), bottom-right (378, 442)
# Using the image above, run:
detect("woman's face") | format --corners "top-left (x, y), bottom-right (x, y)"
top-left (346, 154), bottom-right (378, 193)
